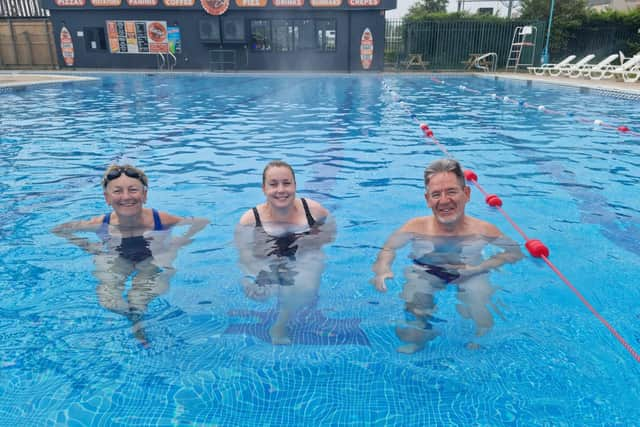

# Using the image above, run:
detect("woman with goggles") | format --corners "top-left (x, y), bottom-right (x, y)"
top-left (53, 164), bottom-right (209, 347)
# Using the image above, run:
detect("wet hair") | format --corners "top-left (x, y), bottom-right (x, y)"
top-left (102, 164), bottom-right (148, 189)
top-left (262, 160), bottom-right (296, 186)
top-left (424, 158), bottom-right (466, 190)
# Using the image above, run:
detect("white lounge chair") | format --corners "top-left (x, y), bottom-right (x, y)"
top-left (569, 54), bottom-right (619, 79)
top-left (606, 54), bottom-right (640, 82)
top-left (527, 55), bottom-right (575, 76)
top-left (567, 53), bottom-right (618, 79)
top-left (552, 54), bottom-right (595, 77)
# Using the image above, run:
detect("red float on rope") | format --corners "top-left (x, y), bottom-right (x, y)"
top-left (485, 194), bottom-right (503, 207)
top-left (420, 123), bottom-right (429, 130)
top-left (425, 130), bottom-right (434, 137)
top-left (463, 169), bottom-right (478, 182)
top-left (618, 126), bottom-right (630, 133)
top-left (525, 239), bottom-right (550, 258)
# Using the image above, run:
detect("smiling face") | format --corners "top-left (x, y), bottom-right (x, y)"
top-left (262, 165), bottom-right (296, 209)
top-left (103, 174), bottom-right (148, 218)
top-left (425, 171), bottom-right (470, 226)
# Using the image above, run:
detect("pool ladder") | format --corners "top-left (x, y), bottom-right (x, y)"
top-left (156, 52), bottom-right (176, 72)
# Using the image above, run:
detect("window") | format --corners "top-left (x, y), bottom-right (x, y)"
top-left (260, 19), bottom-right (336, 53)
top-left (272, 20), bottom-right (293, 52)
top-left (294, 20), bottom-right (315, 50)
top-left (199, 19), bottom-right (221, 42)
top-left (250, 20), bottom-right (271, 51)
top-left (222, 17), bottom-right (246, 42)
top-left (84, 27), bottom-right (107, 51)
top-left (316, 20), bottom-right (336, 52)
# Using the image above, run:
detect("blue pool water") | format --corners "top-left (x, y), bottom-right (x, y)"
top-left (1, 73), bottom-right (639, 425)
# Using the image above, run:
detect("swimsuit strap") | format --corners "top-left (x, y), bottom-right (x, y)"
top-left (152, 208), bottom-right (163, 231)
top-left (252, 207), bottom-right (263, 228)
top-left (102, 210), bottom-right (163, 230)
top-left (300, 198), bottom-right (316, 227)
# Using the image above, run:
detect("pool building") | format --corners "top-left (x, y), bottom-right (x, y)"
top-left (41, 0), bottom-right (395, 72)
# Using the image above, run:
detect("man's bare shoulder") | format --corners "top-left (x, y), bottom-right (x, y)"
top-left (466, 216), bottom-right (502, 238)
top-left (399, 216), bottom-right (430, 234)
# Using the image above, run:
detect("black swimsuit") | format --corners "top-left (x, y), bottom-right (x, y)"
top-left (252, 198), bottom-right (316, 261)
top-left (413, 259), bottom-right (461, 283)
top-left (101, 209), bottom-right (164, 262)
top-left (252, 199), bottom-right (316, 287)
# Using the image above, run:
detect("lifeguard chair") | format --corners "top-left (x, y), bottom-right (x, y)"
top-left (506, 26), bottom-right (537, 72)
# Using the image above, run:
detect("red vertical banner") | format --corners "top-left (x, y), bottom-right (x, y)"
top-left (360, 27), bottom-right (373, 70)
top-left (60, 26), bottom-right (75, 67)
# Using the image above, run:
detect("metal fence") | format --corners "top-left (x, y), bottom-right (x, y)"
top-left (0, 0), bottom-right (49, 17)
top-left (385, 19), bottom-right (546, 70)
top-left (564, 25), bottom-right (639, 60)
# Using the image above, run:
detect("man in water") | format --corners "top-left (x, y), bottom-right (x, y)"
top-left (53, 164), bottom-right (208, 347)
top-left (371, 158), bottom-right (523, 353)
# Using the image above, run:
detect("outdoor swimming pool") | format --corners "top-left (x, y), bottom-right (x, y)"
top-left (1, 73), bottom-right (639, 425)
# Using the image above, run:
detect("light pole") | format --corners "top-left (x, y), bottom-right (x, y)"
top-left (540, 0), bottom-right (556, 64)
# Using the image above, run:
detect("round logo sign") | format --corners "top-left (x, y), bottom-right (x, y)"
top-left (201, 0), bottom-right (229, 15)
top-left (148, 22), bottom-right (167, 42)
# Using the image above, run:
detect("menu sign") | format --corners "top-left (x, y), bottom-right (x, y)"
top-left (163, 0), bottom-right (195, 5)
top-left (310, 0), bottom-right (340, 5)
top-left (107, 20), bottom-right (168, 54)
top-left (348, 0), bottom-right (379, 5)
top-left (272, 0), bottom-right (303, 6)
top-left (235, 0), bottom-right (267, 6)
top-left (90, 0), bottom-right (121, 5)
top-left (54, 0), bottom-right (85, 6)
top-left (126, 0), bottom-right (158, 5)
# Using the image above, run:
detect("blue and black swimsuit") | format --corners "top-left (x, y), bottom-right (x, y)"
top-left (101, 209), bottom-right (164, 263)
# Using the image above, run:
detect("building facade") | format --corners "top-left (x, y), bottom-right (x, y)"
top-left (40, 0), bottom-right (396, 71)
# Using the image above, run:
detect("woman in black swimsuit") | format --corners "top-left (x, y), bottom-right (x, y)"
top-left (235, 160), bottom-right (335, 344)
top-left (53, 164), bottom-right (208, 347)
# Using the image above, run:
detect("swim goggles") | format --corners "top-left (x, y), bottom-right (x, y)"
top-left (103, 166), bottom-right (148, 188)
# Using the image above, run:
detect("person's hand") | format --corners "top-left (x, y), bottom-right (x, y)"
top-left (370, 271), bottom-right (393, 293)
top-left (242, 279), bottom-right (274, 301)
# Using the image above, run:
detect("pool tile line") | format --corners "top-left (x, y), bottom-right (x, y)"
top-left (429, 76), bottom-right (640, 138)
top-left (381, 80), bottom-right (640, 364)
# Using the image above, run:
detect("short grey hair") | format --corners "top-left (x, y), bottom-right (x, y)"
top-left (424, 158), bottom-right (466, 190)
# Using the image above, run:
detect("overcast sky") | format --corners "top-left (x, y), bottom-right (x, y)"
top-left (386, 0), bottom-right (469, 19)
top-left (385, 0), bottom-right (415, 19)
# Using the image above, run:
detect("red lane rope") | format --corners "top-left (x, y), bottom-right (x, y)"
top-left (430, 76), bottom-right (640, 138)
top-left (382, 80), bottom-right (640, 363)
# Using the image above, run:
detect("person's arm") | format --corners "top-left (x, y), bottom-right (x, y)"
top-left (234, 214), bottom-right (267, 275)
top-left (370, 228), bottom-right (413, 293)
top-left (52, 217), bottom-right (104, 254)
top-left (234, 219), bottom-right (276, 301)
top-left (159, 212), bottom-right (209, 247)
top-left (458, 233), bottom-right (524, 279)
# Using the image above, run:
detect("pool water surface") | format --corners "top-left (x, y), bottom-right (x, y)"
top-left (1, 73), bottom-right (639, 425)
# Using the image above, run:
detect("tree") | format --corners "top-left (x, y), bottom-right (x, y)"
top-left (520, 0), bottom-right (588, 57)
top-left (406, 0), bottom-right (448, 16)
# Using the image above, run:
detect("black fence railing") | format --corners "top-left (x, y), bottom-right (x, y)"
top-left (385, 19), bottom-right (545, 70)
top-left (0, 0), bottom-right (49, 18)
